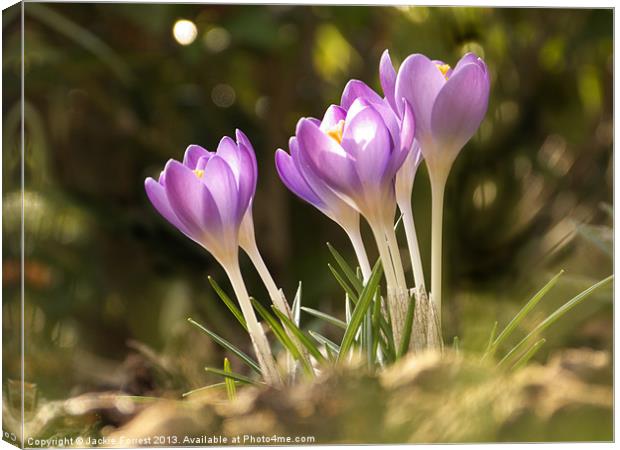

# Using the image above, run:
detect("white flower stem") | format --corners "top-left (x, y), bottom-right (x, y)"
top-left (369, 223), bottom-right (404, 348)
top-left (243, 241), bottom-right (312, 377)
top-left (244, 242), bottom-right (292, 319)
top-left (383, 222), bottom-right (408, 292)
top-left (345, 223), bottom-right (372, 283)
top-left (430, 175), bottom-right (447, 326)
top-left (399, 201), bottom-right (425, 290)
top-left (224, 260), bottom-right (282, 387)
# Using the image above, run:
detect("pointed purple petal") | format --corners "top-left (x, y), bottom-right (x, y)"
top-left (275, 149), bottom-right (324, 208)
top-left (319, 105), bottom-right (347, 132)
top-left (387, 99), bottom-right (416, 176)
top-left (296, 118), bottom-right (360, 197)
top-left (395, 54), bottom-right (446, 142)
top-left (183, 145), bottom-right (211, 169)
top-left (235, 128), bottom-right (258, 185)
top-left (164, 160), bottom-right (221, 237)
top-left (340, 106), bottom-right (391, 186)
top-left (215, 136), bottom-right (256, 212)
top-left (145, 177), bottom-right (192, 238)
top-left (380, 50), bottom-right (398, 113)
top-left (430, 62), bottom-right (490, 156)
top-left (202, 156), bottom-right (245, 227)
top-left (452, 52), bottom-right (486, 75)
top-left (341, 79), bottom-right (383, 110)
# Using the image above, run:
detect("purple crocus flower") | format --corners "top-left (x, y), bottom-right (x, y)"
top-left (384, 51), bottom-right (490, 181)
top-left (294, 91), bottom-right (415, 227)
top-left (144, 130), bottom-right (256, 267)
top-left (275, 106), bottom-right (360, 231)
top-left (382, 50), bottom-right (490, 320)
top-left (144, 131), bottom-right (283, 386)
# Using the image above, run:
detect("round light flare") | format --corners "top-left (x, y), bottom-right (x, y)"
top-left (173, 19), bottom-right (198, 46)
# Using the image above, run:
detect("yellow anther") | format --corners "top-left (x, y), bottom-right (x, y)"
top-left (326, 120), bottom-right (345, 144)
top-left (193, 169), bottom-right (204, 178)
top-left (436, 63), bottom-right (451, 79)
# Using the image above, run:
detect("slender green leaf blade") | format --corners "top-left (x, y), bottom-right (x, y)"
top-left (250, 298), bottom-right (305, 363)
top-left (485, 270), bottom-right (564, 358)
top-left (301, 307), bottom-right (346, 329)
top-left (182, 381), bottom-right (241, 398)
top-left (327, 242), bottom-right (363, 293)
top-left (308, 330), bottom-right (341, 356)
top-left (510, 338), bottom-right (545, 371)
top-left (208, 276), bottom-right (248, 331)
top-left (398, 292), bottom-right (416, 358)
top-left (205, 367), bottom-right (261, 385)
top-left (188, 318), bottom-right (261, 374)
top-left (338, 260), bottom-right (383, 362)
top-left (223, 358), bottom-right (237, 400)
top-left (272, 306), bottom-right (327, 364)
top-left (499, 274), bottom-right (613, 366)
top-left (328, 263), bottom-right (359, 303)
top-left (292, 282), bottom-right (302, 327)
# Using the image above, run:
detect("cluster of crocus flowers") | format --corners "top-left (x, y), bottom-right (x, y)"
top-left (145, 49), bottom-right (489, 383)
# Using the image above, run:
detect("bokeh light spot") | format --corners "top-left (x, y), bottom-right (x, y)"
top-left (173, 19), bottom-right (198, 46)
top-left (203, 26), bottom-right (230, 52)
top-left (211, 84), bottom-right (236, 108)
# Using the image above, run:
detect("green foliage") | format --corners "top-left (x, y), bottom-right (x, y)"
top-left (187, 318), bottom-right (261, 374)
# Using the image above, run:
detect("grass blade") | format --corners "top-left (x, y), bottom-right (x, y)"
top-left (188, 318), bottom-right (261, 374)
top-left (397, 292), bottom-right (416, 358)
top-left (510, 338), bottom-right (546, 371)
top-left (453, 336), bottom-right (460, 355)
top-left (327, 242), bottom-right (363, 294)
top-left (182, 381), bottom-right (241, 398)
top-left (223, 358), bottom-right (237, 400)
top-left (272, 306), bottom-right (327, 364)
top-left (308, 330), bottom-right (341, 356)
top-left (337, 260), bottom-right (383, 362)
top-left (483, 321), bottom-right (499, 354)
top-left (328, 263), bottom-right (359, 303)
top-left (499, 274), bottom-right (613, 366)
top-left (292, 282), bottom-right (302, 327)
top-left (484, 270), bottom-right (564, 359)
top-left (301, 307), bottom-right (346, 330)
top-left (205, 367), bottom-right (261, 386)
top-left (250, 298), bottom-right (307, 367)
top-left (208, 276), bottom-right (247, 331)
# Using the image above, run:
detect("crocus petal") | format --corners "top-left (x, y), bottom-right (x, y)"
top-left (395, 53), bottom-right (446, 141)
top-left (164, 160), bottom-right (221, 238)
top-left (340, 79), bottom-right (383, 110)
top-left (380, 49), bottom-right (398, 113)
top-left (195, 155), bottom-right (210, 171)
top-left (387, 98), bottom-right (416, 176)
top-left (452, 52), bottom-right (486, 75)
top-left (395, 140), bottom-right (423, 204)
top-left (202, 156), bottom-right (245, 226)
top-left (296, 118), bottom-right (360, 197)
top-left (275, 148), bottom-right (324, 208)
top-left (235, 128), bottom-right (258, 189)
top-left (430, 62), bottom-right (490, 158)
top-left (340, 106), bottom-right (391, 186)
top-left (145, 177), bottom-right (192, 238)
top-left (319, 105), bottom-right (347, 132)
top-left (183, 145), bottom-right (211, 169)
top-left (215, 136), bottom-right (255, 212)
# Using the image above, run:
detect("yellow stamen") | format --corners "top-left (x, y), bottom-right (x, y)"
top-left (326, 120), bottom-right (345, 144)
top-left (193, 169), bottom-right (204, 178)
top-left (436, 63), bottom-right (451, 79)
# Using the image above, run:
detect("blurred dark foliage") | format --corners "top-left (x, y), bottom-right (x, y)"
top-left (2, 4), bottom-right (612, 403)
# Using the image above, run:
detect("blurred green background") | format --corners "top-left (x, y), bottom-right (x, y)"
top-left (2, 5), bottom-right (612, 403)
